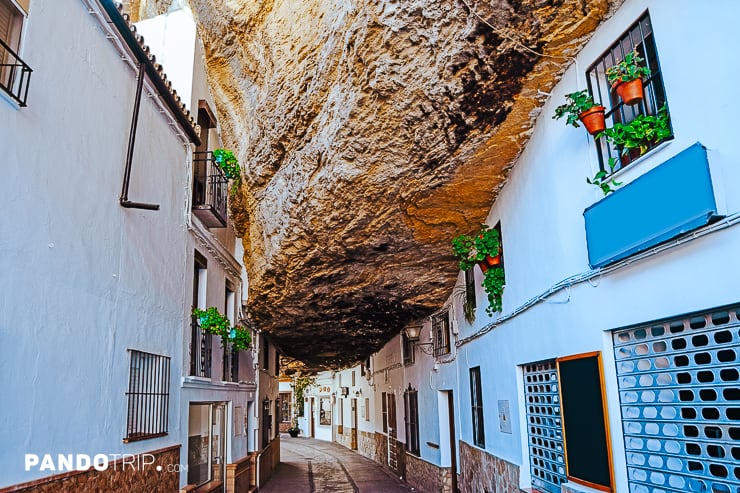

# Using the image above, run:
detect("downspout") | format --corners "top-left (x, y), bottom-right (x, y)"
top-left (120, 61), bottom-right (160, 210)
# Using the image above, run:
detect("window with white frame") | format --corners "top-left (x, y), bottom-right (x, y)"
top-left (587, 11), bottom-right (672, 174)
top-left (470, 366), bottom-right (485, 448)
top-left (404, 385), bottom-right (420, 456)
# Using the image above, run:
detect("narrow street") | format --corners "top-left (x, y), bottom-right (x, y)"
top-left (261, 435), bottom-right (412, 493)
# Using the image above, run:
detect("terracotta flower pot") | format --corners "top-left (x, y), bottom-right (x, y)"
top-left (613, 78), bottom-right (644, 105)
top-left (477, 254), bottom-right (501, 273)
top-left (578, 105), bottom-right (606, 135)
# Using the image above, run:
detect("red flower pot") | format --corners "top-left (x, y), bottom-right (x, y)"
top-left (578, 106), bottom-right (606, 135)
top-left (477, 254), bottom-right (501, 273)
top-left (613, 78), bottom-right (644, 105)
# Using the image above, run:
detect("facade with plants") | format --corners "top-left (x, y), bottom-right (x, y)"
top-left (305, 2), bottom-right (740, 493)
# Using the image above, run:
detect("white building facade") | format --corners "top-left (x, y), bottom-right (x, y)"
top-left (0, 1), bottom-right (276, 492)
top-left (317, 2), bottom-right (740, 493)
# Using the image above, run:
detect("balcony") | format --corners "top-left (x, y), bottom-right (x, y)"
top-left (0, 37), bottom-right (32, 107)
top-left (189, 315), bottom-right (212, 378)
top-left (192, 151), bottom-right (228, 228)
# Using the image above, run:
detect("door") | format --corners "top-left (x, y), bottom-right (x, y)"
top-left (310, 398), bottom-right (315, 438)
top-left (351, 398), bottom-right (358, 450)
top-left (447, 392), bottom-right (458, 493)
top-left (212, 403), bottom-right (226, 484)
top-left (387, 394), bottom-right (399, 471)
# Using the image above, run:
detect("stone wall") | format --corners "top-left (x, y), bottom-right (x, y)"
top-left (0, 445), bottom-right (180, 493)
top-left (405, 453), bottom-right (453, 493)
top-left (458, 441), bottom-right (524, 493)
top-left (333, 425), bottom-right (352, 450)
top-left (357, 430), bottom-right (378, 463)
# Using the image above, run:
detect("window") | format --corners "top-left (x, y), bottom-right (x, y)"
top-left (319, 397), bottom-right (332, 426)
top-left (351, 370), bottom-right (355, 387)
top-left (402, 332), bottom-right (415, 365)
top-left (587, 11), bottom-right (671, 173)
top-left (404, 385), bottom-right (420, 456)
top-left (190, 252), bottom-right (211, 378)
top-left (523, 354), bottom-right (612, 493)
top-left (279, 392), bottom-right (292, 423)
top-left (382, 392), bottom-right (388, 433)
top-left (262, 334), bottom-right (269, 371)
top-left (470, 366), bottom-right (485, 448)
top-left (261, 399), bottom-right (271, 448)
top-left (365, 397), bottom-right (370, 422)
top-left (613, 306), bottom-right (740, 493)
top-left (124, 350), bottom-right (171, 442)
top-left (222, 286), bottom-right (238, 382)
top-left (464, 268), bottom-right (477, 313)
top-left (338, 398), bottom-right (344, 433)
top-left (0, 0), bottom-right (31, 106)
top-left (432, 308), bottom-right (451, 357)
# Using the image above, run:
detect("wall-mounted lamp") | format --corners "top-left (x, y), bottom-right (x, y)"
top-left (404, 325), bottom-right (433, 347)
top-left (355, 389), bottom-right (363, 397)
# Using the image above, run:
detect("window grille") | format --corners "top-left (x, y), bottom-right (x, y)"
top-left (470, 366), bottom-right (485, 448)
top-left (125, 350), bottom-right (171, 442)
top-left (404, 385), bottom-right (420, 456)
top-left (523, 360), bottom-right (565, 493)
top-left (613, 305), bottom-right (740, 493)
top-left (190, 314), bottom-right (212, 378)
top-left (432, 308), bottom-right (451, 357)
top-left (382, 392), bottom-right (388, 433)
top-left (0, 0), bottom-right (31, 106)
top-left (586, 11), bottom-right (672, 173)
top-left (402, 333), bottom-right (415, 365)
top-left (222, 343), bottom-right (239, 382)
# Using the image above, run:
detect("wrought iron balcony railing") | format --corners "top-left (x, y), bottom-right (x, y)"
top-left (0, 37), bottom-right (32, 107)
top-left (192, 151), bottom-right (228, 228)
top-left (189, 315), bottom-right (212, 378)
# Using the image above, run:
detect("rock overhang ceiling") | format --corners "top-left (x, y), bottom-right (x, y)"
top-left (127, 0), bottom-right (622, 370)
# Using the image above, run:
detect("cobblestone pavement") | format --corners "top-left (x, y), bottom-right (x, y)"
top-left (260, 434), bottom-right (412, 493)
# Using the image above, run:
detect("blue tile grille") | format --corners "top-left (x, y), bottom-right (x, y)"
top-left (523, 360), bottom-right (566, 493)
top-left (613, 307), bottom-right (740, 493)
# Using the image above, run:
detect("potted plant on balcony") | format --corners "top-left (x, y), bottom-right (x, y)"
top-left (596, 106), bottom-right (671, 159)
top-left (606, 48), bottom-right (651, 105)
top-left (192, 307), bottom-right (251, 350)
top-left (287, 419), bottom-right (301, 438)
top-left (553, 90), bottom-right (606, 135)
top-left (452, 225), bottom-right (505, 316)
top-left (212, 148), bottom-right (241, 180)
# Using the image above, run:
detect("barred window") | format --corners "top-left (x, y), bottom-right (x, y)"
top-left (124, 350), bottom-right (171, 443)
top-left (432, 308), bottom-right (451, 357)
top-left (402, 332), bottom-right (415, 365)
top-left (587, 11), bottom-right (672, 174)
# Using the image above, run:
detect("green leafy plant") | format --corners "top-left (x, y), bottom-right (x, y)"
top-left (452, 225), bottom-right (501, 272)
top-left (212, 148), bottom-right (241, 180)
top-left (596, 106), bottom-right (671, 156)
top-left (553, 90), bottom-right (600, 127)
top-left (292, 375), bottom-right (316, 417)
top-left (606, 48), bottom-right (651, 85)
top-left (587, 159), bottom-right (623, 196)
top-left (452, 226), bottom-right (504, 317)
top-left (453, 285), bottom-right (476, 324)
top-left (192, 307), bottom-right (251, 350)
top-left (482, 267), bottom-right (505, 316)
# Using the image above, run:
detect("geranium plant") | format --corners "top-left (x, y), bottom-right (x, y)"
top-left (452, 225), bottom-right (505, 316)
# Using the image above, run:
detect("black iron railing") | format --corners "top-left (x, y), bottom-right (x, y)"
top-left (192, 151), bottom-right (228, 228)
top-left (124, 350), bottom-right (171, 443)
top-left (0, 37), bottom-right (32, 107)
top-left (222, 342), bottom-right (239, 382)
top-left (189, 314), bottom-right (212, 378)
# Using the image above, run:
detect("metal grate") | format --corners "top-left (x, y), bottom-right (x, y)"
top-left (192, 151), bottom-right (228, 228)
top-left (189, 314), bottom-right (212, 378)
top-left (523, 360), bottom-right (566, 493)
top-left (613, 306), bottom-right (740, 493)
top-left (125, 350), bottom-right (171, 442)
top-left (432, 308), bottom-right (451, 357)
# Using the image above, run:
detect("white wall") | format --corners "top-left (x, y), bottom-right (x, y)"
top-left (0, 0), bottom-right (192, 487)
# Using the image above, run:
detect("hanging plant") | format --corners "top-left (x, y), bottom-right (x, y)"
top-left (452, 225), bottom-right (505, 317)
top-left (212, 148), bottom-right (241, 181)
top-left (192, 307), bottom-right (251, 350)
top-left (606, 48), bottom-right (650, 105)
top-left (553, 90), bottom-right (606, 135)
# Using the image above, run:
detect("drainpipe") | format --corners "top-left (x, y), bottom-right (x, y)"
top-left (119, 62), bottom-right (160, 210)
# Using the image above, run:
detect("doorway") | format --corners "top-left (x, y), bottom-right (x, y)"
top-left (351, 398), bottom-right (358, 450)
top-left (187, 402), bottom-right (226, 488)
top-left (438, 391), bottom-right (458, 493)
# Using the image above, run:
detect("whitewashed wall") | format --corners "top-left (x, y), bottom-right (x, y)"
top-left (0, 0), bottom-right (192, 487)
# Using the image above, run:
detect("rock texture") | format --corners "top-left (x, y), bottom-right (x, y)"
top-left (135, 0), bottom-right (621, 369)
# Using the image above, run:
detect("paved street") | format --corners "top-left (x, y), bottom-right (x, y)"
top-left (261, 435), bottom-right (412, 493)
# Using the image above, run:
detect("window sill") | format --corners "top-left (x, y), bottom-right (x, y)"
top-left (604, 139), bottom-right (673, 184)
